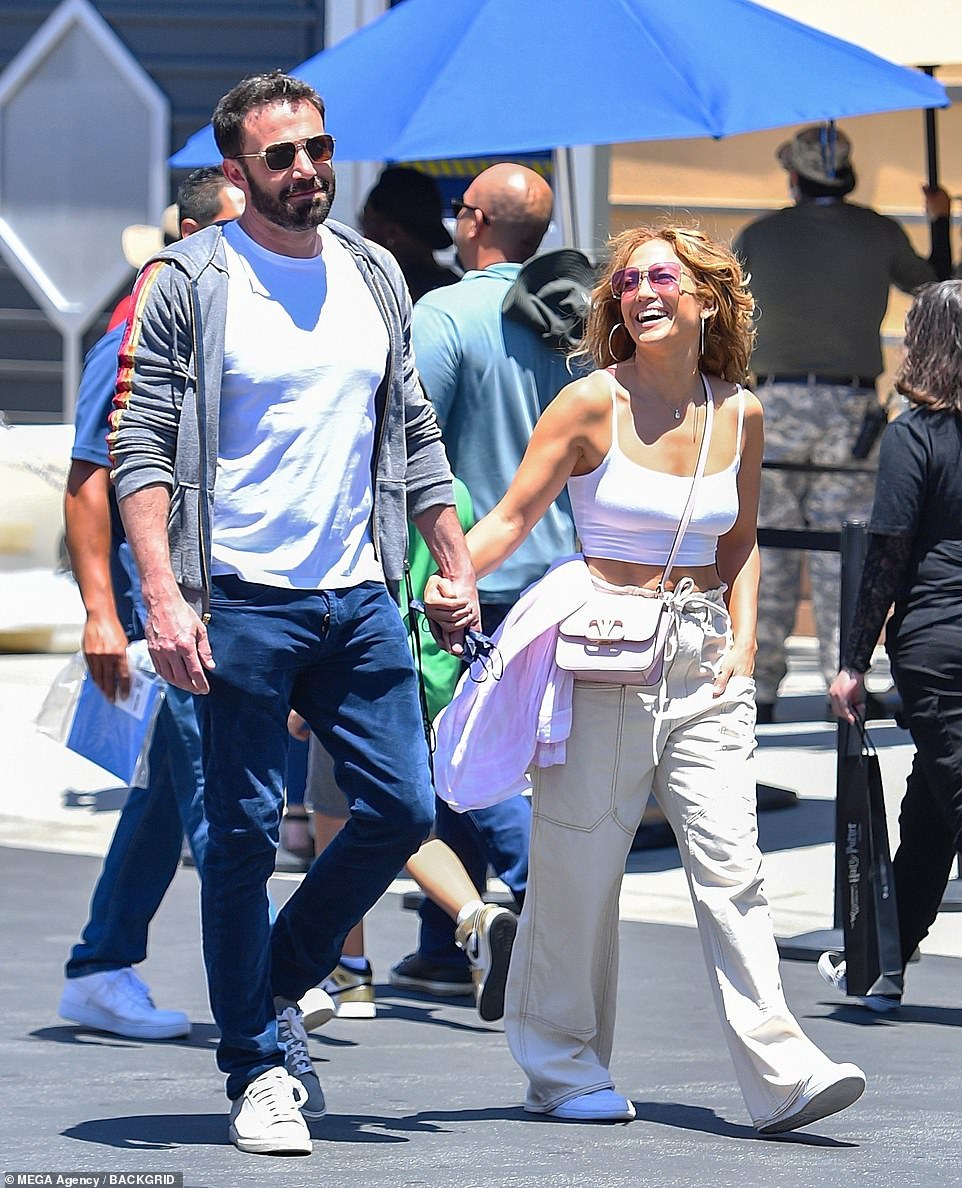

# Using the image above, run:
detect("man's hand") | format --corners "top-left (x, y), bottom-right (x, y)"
top-left (422, 572), bottom-right (478, 655)
top-left (413, 503), bottom-right (480, 656)
top-left (924, 184), bottom-right (951, 221)
top-left (288, 709), bottom-right (311, 741)
top-left (143, 591), bottom-right (215, 694)
top-left (82, 610), bottom-right (131, 701)
top-left (118, 484), bottom-right (214, 692)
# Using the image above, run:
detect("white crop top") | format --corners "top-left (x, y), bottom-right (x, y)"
top-left (566, 374), bottom-right (743, 567)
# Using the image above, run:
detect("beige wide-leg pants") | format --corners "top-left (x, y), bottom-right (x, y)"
top-left (505, 586), bottom-right (840, 1127)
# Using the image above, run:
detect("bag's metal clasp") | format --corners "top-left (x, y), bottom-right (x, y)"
top-left (587, 616), bottom-right (625, 644)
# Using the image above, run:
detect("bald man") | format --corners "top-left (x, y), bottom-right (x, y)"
top-left (413, 163), bottom-right (575, 621)
top-left (389, 164), bottom-right (578, 1000)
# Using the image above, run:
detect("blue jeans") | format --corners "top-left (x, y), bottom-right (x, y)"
top-left (285, 736), bottom-right (309, 810)
top-left (65, 684), bottom-right (207, 977)
top-left (200, 578), bottom-right (434, 1100)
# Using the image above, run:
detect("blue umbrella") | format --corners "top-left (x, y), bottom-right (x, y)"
top-left (171, 0), bottom-right (947, 168)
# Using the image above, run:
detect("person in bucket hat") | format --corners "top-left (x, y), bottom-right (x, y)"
top-left (734, 123), bottom-right (951, 725)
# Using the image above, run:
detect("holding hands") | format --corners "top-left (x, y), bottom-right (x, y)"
top-left (422, 573), bottom-right (477, 655)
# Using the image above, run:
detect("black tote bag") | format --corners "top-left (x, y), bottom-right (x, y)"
top-left (838, 719), bottom-right (904, 999)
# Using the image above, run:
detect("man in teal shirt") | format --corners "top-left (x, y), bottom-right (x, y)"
top-left (391, 163), bottom-right (586, 997)
top-left (411, 162), bottom-right (579, 624)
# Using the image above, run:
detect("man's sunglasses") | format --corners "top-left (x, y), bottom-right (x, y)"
top-left (610, 262), bottom-right (685, 298)
top-left (231, 134), bottom-right (335, 172)
top-left (451, 197), bottom-right (491, 225)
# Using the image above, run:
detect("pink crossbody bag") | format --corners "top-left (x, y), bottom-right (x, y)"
top-left (555, 375), bottom-right (714, 686)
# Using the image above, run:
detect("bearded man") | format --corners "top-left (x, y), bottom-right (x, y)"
top-left (109, 70), bottom-right (478, 1155)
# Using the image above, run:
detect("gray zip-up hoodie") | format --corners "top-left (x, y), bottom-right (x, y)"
top-left (110, 219), bottom-right (455, 614)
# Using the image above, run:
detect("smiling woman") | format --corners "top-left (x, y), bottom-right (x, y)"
top-left (426, 221), bottom-right (867, 1133)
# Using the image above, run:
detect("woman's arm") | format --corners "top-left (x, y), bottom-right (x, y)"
top-left (829, 531), bottom-right (913, 722)
top-left (831, 414), bottom-right (926, 722)
top-left (426, 376), bottom-right (602, 618)
top-left (467, 403), bottom-right (581, 577)
top-left (714, 391), bottom-right (764, 692)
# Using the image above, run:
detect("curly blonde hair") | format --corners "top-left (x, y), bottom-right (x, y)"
top-left (573, 223), bottom-right (755, 384)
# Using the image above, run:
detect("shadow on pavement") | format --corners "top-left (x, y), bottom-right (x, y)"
top-left (630, 1099), bottom-right (855, 1146)
top-left (368, 996), bottom-right (494, 1035)
top-left (821, 1002), bottom-right (962, 1028)
top-left (63, 1113), bottom-right (226, 1149)
top-left (317, 1109), bottom-right (506, 1142)
top-left (56, 1077), bottom-right (876, 1153)
top-left (31, 1022), bottom-right (219, 1051)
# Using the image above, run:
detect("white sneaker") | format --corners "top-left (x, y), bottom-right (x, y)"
top-left (298, 985), bottom-right (337, 1032)
top-left (817, 952), bottom-right (901, 1013)
top-left (275, 1002), bottom-right (327, 1119)
top-left (228, 1067), bottom-right (312, 1155)
top-left (59, 968), bottom-right (190, 1039)
top-left (757, 1062), bottom-right (866, 1135)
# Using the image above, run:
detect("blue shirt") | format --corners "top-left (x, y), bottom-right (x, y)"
top-left (412, 264), bottom-right (576, 601)
top-left (70, 324), bottom-right (139, 637)
top-left (72, 325), bottom-right (125, 468)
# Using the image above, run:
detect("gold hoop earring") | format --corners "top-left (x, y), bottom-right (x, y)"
top-left (607, 322), bottom-right (632, 363)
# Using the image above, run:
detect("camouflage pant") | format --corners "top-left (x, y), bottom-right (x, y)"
top-left (755, 380), bottom-right (878, 704)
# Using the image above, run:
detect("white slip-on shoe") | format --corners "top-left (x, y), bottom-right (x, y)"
top-left (228, 1067), bottom-right (312, 1155)
top-left (59, 968), bottom-right (190, 1040)
top-left (757, 1063), bottom-right (866, 1136)
top-left (818, 952), bottom-right (901, 1014)
top-left (537, 1089), bottom-right (636, 1123)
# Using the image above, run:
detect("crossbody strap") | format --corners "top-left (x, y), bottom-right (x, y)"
top-left (658, 372), bottom-right (715, 593)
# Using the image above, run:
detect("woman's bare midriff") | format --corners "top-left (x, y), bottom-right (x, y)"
top-left (585, 555), bottom-right (722, 593)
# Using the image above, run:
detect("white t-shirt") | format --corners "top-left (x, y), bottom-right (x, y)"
top-left (212, 221), bottom-right (389, 589)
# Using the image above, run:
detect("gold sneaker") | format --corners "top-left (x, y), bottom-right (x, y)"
top-left (320, 961), bottom-right (377, 1019)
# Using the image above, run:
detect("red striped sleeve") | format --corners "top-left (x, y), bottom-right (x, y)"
top-left (107, 261), bottom-right (168, 461)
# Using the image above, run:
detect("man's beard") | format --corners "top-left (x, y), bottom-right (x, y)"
top-left (245, 167), bottom-right (335, 231)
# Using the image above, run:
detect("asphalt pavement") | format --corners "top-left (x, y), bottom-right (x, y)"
top-left (1, 637), bottom-right (961, 1187)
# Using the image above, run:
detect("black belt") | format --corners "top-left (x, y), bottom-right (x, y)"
top-left (755, 372), bottom-right (876, 389)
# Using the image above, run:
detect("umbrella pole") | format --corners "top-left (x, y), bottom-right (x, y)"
top-left (922, 66), bottom-right (940, 188)
top-left (553, 146), bottom-right (581, 250)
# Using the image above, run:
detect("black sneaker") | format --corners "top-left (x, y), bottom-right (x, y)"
top-left (274, 1002), bottom-right (327, 1119)
top-left (388, 952), bottom-right (473, 996)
